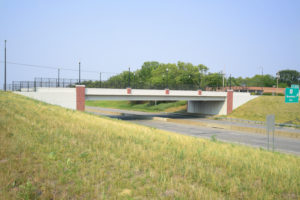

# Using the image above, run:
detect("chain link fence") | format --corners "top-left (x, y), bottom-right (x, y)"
top-left (8, 77), bottom-right (207, 92)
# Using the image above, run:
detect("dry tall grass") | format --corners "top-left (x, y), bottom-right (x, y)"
top-left (0, 92), bottom-right (299, 199)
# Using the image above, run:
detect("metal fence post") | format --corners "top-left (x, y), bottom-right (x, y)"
top-left (34, 78), bottom-right (36, 92)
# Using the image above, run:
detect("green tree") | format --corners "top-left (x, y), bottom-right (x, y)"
top-left (278, 70), bottom-right (300, 87)
top-left (206, 73), bottom-right (223, 88)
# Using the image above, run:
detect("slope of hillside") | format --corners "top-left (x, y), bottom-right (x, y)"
top-left (229, 96), bottom-right (300, 125)
top-left (0, 92), bottom-right (299, 199)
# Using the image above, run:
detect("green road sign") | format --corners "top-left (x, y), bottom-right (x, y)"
top-left (291, 84), bottom-right (299, 89)
top-left (285, 88), bottom-right (299, 103)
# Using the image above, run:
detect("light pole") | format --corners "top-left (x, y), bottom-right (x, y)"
top-left (222, 70), bottom-right (225, 91)
top-left (201, 69), bottom-right (205, 90)
top-left (260, 66), bottom-right (264, 91)
top-left (276, 72), bottom-right (280, 96)
top-left (199, 69), bottom-right (201, 89)
top-left (166, 68), bottom-right (169, 89)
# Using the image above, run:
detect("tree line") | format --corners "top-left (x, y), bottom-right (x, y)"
top-left (82, 61), bottom-right (300, 89)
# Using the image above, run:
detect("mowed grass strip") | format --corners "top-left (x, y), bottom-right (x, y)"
top-left (0, 92), bottom-right (299, 199)
top-left (86, 100), bottom-right (187, 113)
top-left (229, 96), bottom-right (300, 125)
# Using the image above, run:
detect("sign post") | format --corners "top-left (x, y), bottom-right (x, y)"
top-left (266, 114), bottom-right (275, 151)
top-left (285, 87), bottom-right (299, 103)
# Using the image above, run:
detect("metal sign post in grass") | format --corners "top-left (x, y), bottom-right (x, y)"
top-left (266, 114), bottom-right (275, 151)
top-left (4, 40), bottom-right (7, 91)
top-left (285, 87), bottom-right (299, 103)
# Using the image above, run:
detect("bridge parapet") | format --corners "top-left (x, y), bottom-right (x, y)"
top-left (85, 88), bottom-right (227, 97)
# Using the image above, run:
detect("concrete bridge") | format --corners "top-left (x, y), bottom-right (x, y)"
top-left (16, 85), bottom-right (257, 115)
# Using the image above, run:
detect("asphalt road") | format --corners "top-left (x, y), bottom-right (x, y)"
top-left (86, 106), bottom-right (300, 155)
top-left (131, 119), bottom-right (300, 155)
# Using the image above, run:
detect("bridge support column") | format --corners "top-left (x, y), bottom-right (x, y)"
top-left (76, 85), bottom-right (85, 111)
top-left (127, 87), bottom-right (132, 94)
top-left (227, 90), bottom-right (233, 114)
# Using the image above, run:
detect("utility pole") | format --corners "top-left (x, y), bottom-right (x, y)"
top-left (79, 62), bottom-right (81, 84)
top-left (99, 72), bottom-right (102, 88)
top-left (128, 67), bottom-right (130, 88)
top-left (202, 69), bottom-right (206, 90)
top-left (58, 68), bottom-right (60, 87)
top-left (4, 40), bottom-right (7, 91)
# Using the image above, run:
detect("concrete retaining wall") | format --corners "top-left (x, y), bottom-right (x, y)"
top-left (15, 87), bottom-right (76, 110)
top-left (233, 92), bottom-right (258, 110)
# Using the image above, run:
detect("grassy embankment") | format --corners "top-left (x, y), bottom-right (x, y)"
top-left (87, 96), bottom-right (300, 126)
top-left (229, 96), bottom-right (300, 125)
top-left (0, 92), bottom-right (300, 199)
top-left (86, 100), bottom-right (187, 113)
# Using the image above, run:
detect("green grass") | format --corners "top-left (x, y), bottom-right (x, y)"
top-left (229, 96), bottom-right (300, 125)
top-left (86, 100), bottom-right (187, 113)
top-left (0, 91), bottom-right (300, 199)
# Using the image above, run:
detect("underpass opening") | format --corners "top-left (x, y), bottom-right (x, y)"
top-left (187, 100), bottom-right (226, 115)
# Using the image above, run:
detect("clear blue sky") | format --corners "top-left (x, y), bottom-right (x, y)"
top-left (0, 0), bottom-right (299, 87)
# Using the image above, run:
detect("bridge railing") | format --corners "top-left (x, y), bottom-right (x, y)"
top-left (9, 78), bottom-right (87, 92)
top-left (9, 77), bottom-right (231, 92)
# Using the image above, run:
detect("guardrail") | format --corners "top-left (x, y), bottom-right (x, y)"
top-left (214, 117), bottom-right (300, 129)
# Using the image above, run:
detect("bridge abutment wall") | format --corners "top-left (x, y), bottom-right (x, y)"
top-left (187, 91), bottom-right (257, 115)
top-left (15, 87), bottom-right (77, 110)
